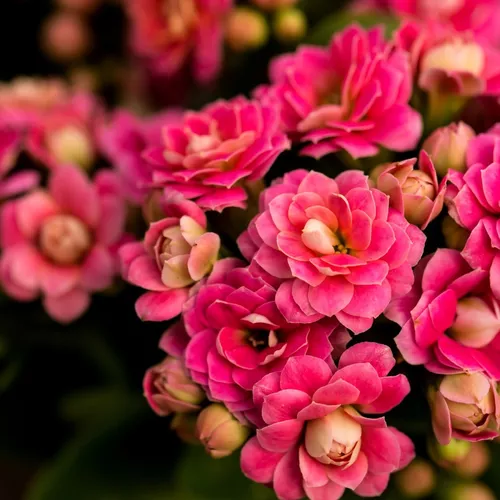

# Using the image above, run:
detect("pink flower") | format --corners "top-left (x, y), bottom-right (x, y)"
top-left (126, 0), bottom-right (232, 84)
top-left (373, 150), bottom-right (447, 229)
top-left (0, 165), bottom-right (126, 323)
top-left (143, 97), bottom-right (290, 211)
top-left (99, 109), bottom-right (182, 204)
top-left (255, 24), bottom-right (422, 159)
top-left (429, 372), bottom-right (500, 445)
top-left (386, 249), bottom-right (500, 379)
top-left (180, 259), bottom-right (350, 425)
top-left (240, 343), bottom-right (414, 500)
top-left (446, 127), bottom-right (500, 300)
top-left (238, 169), bottom-right (426, 333)
top-left (120, 193), bottom-right (221, 322)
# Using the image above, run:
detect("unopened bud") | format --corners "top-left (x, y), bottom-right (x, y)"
top-left (447, 483), bottom-right (495, 500)
top-left (171, 413), bottom-right (199, 445)
top-left (273, 8), bottom-right (307, 44)
top-left (395, 459), bottom-right (436, 498)
top-left (430, 438), bottom-right (471, 465)
top-left (442, 216), bottom-right (469, 251)
top-left (454, 442), bottom-right (490, 479)
top-left (226, 8), bottom-right (269, 52)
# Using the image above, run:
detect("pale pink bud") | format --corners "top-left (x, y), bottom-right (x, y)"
top-left (448, 483), bottom-right (496, 500)
top-left (395, 459), bottom-right (436, 498)
top-left (396, 169), bottom-right (436, 199)
top-left (39, 214), bottom-right (91, 265)
top-left (251, 0), bottom-right (298, 10)
top-left (454, 442), bottom-right (490, 479)
top-left (423, 122), bottom-right (476, 176)
top-left (442, 215), bottom-right (469, 251)
top-left (226, 8), bottom-right (269, 52)
top-left (46, 125), bottom-right (94, 170)
top-left (273, 8), bottom-right (307, 44)
top-left (196, 404), bottom-right (250, 459)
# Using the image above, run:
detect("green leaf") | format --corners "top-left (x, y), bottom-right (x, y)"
top-left (307, 11), bottom-right (401, 46)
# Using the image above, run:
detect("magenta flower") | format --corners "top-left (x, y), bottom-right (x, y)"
top-left (386, 249), bottom-right (500, 379)
top-left (374, 150), bottom-right (447, 229)
top-left (120, 193), bottom-right (221, 322)
top-left (240, 343), bottom-right (414, 500)
top-left (255, 24), bottom-right (422, 159)
top-left (99, 109), bottom-right (182, 204)
top-left (126, 0), bottom-right (232, 84)
top-left (180, 259), bottom-right (349, 425)
top-left (143, 97), bottom-right (290, 211)
top-left (0, 165), bottom-right (126, 323)
top-left (238, 169), bottom-right (426, 333)
top-left (446, 128), bottom-right (500, 300)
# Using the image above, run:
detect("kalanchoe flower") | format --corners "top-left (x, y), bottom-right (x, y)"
top-left (120, 193), bottom-right (220, 322)
top-left (255, 24), bottom-right (422, 159)
top-left (422, 122), bottom-right (476, 176)
top-left (126, 0), bottom-right (232, 84)
top-left (429, 372), bottom-right (500, 445)
top-left (386, 249), bottom-right (500, 379)
top-left (197, 404), bottom-right (250, 458)
top-left (238, 169), bottom-right (425, 333)
top-left (0, 165), bottom-right (126, 323)
top-left (143, 97), bottom-right (290, 212)
top-left (99, 109), bottom-right (182, 204)
top-left (373, 150), bottom-right (447, 229)
top-left (240, 343), bottom-right (414, 500)
top-left (180, 258), bottom-right (349, 425)
top-left (143, 355), bottom-right (205, 416)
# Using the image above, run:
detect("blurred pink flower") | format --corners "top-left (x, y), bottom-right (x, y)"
top-left (126, 0), bottom-right (232, 84)
top-left (255, 24), bottom-right (422, 159)
top-left (143, 97), bottom-right (290, 211)
top-left (240, 344), bottom-right (414, 500)
top-left (120, 193), bottom-right (220, 322)
top-left (180, 259), bottom-right (349, 425)
top-left (0, 165), bottom-right (126, 323)
top-left (386, 249), bottom-right (500, 379)
top-left (238, 169), bottom-right (425, 333)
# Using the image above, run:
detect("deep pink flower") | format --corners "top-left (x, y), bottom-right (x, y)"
top-left (99, 109), bottom-right (182, 204)
top-left (0, 165), bottom-right (126, 323)
top-left (255, 24), bottom-right (422, 159)
top-left (120, 193), bottom-right (221, 322)
top-left (238, 169), bottom-right (425, 333)
top-left (178, 259), bottom-right (350, 425)
top-left (386, 249), bottom-right (500, 379)
top-left (446, 127), bottom-right (500, 301)
top-left (126, 0), bottom-right (232, 84)
top-left (240, 344), bottom-right (414, 500)
top-left (143, 97), bottom-right (290, 211)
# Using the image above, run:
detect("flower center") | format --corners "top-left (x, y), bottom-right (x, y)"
top-left (186, 133), bottom-right (221, 155)
top-left (397, 170), bottom-right (436, 199)
top-left (247, 330), bottom-right (280, 351)
top-left (39, 214), bottom-right (91, 265)
top-left (301, 218), bottom-right (348, 255)
top-left (46, 125), bottom-right (94, 170)
top-left (163, 0), bottom-right (199, 40)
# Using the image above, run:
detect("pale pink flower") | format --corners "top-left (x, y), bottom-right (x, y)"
top-left (429, 372), bottom-right (500, 445)
top-left (119, 193), bottom-right (220, 322)
top-left (143, 97), bottom-right (290, 211)
top-left (0, 165), bottom-right (126, 323)
top-left (255, 24), bottom-right (422, 159)
top-left (126, 0), bottom-right (232, 84)
top-left (238, 169), bottom-right (426, 333)
top-left (240, 344), bottom-right (414, 500)
top-left (180, 259), bottom-right (349, 425)
top-left (386, 249), bottom-right (500, 379)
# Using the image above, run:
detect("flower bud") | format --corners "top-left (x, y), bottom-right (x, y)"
top-left (251, 0), bottom-right (298, 10)
top-left (196, 404), bottom-right (250, 458)
top-left (453, 442), bottom-right (490, 479)
top-left (429, 437), bottom-right (471, 465)
top-left (396, 169), bottom-right (436, 199)
top-left (226, 7), bottom-right (269, 52)
top-left (171, 413), bottom-right (199, 444)
top-left (442, 215), bottom-right (469, 250)
top-left (46, 125), bottom-right (95, 170)
top-left (447, 483), bottom-right (495, 500)
top-left (273, 8), bottom-right (307, 44)
top-left (395, 459), bottom-right (436, 498)
top-left (143, 356), bottom-right (205, 416)
top-left (422, 122), bottom-right (476, 176)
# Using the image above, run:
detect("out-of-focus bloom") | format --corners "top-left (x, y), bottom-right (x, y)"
top-left (196, 404), bottom-right (250, 458)
top-left (99, 109), bottom-right (182, 204)
top-left (241, 344), bottom-right (414, 499)
top-left (120, 193), bottom-right (220, 322)
top-left (373, 150), bottom-right (447, 229)
top-left (171, 413), bottom-right (199, 444)
top-left (442, 216), bottom-right (468, 251)
top-left (143, 355), bottom-right (205, 416)
top-left (126, 0), bottom-right (232, 84)
top-left (56, 0), bottom-right (102, 13)
top-left (181, 259), bottom-right (350, 425)
top-left (143, 97), bottom-right (290, 212)
top-left (251, 0), bottom-right (297, 10)
top-left (429, 438), bottom-right (471, 465)
top-left (395, 459), bottom-right (436, 498)
top-left (238, 169), bottom-right (425, 333)
top-left (225, 7), bottom-right (269, 52)
top-left (422, 122), bottom-right (475, 176)
top-left (386, 249), bottom-right (500, 378)
top-left (273, 8), bottom-right (307, 45)
top-left (448, 482), bottom-right (496, 500)
top-left (0, 165), bottom-right (126, 323)
top-left (256, 24), bottom-right (422, 159)
top-left (453, 442), bottom-right (490, 478)
top-left (430, 372), bottom-right (500, 445)
top-left (446, 127), bottom-right (500, 300)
